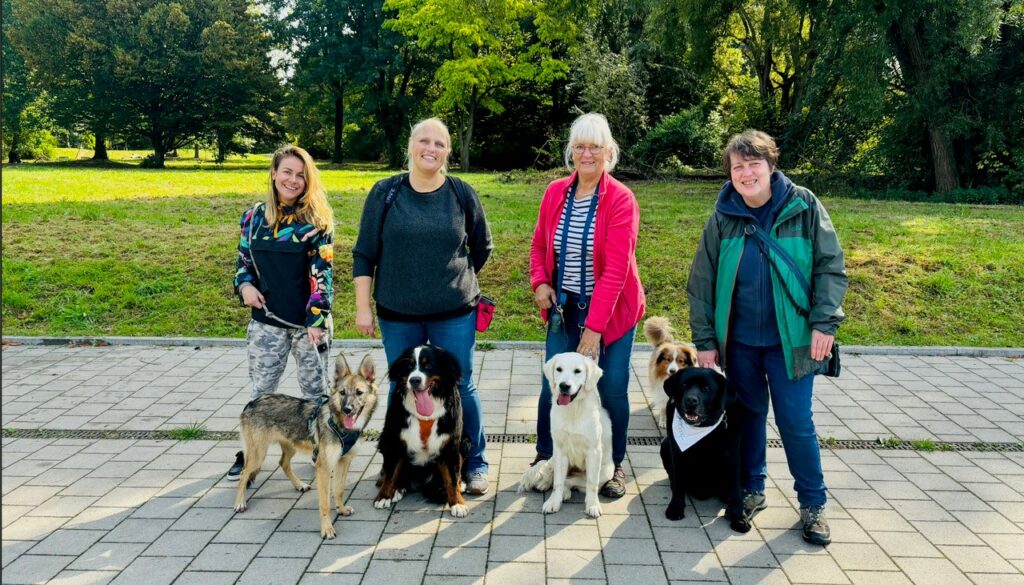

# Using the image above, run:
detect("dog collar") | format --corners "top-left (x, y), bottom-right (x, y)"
top-left (308, 395), bottom-right (361, 463)
top-left (671, 411), bottom-right (724, 453)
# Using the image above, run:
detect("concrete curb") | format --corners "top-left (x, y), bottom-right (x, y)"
top-left (3, 335), bottom-right (1023, 357)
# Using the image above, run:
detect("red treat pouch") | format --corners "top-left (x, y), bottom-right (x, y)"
top-left (476, 296), bottom-right (496, 332)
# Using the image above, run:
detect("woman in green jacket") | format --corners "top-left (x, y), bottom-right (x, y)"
top-left (686, 130), bottom-right (847, 545)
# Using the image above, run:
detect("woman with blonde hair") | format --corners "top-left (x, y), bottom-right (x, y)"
top-left (227, 144), bottom-right (336, 480)
top-left (352, 118), bottom-right (494, 495)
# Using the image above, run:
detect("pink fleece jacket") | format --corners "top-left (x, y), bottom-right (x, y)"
top-left (529, 170), bottom-right (646, 345)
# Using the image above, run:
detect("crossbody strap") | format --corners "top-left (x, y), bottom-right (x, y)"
top-left (745, 223), bottom-right (811, 317)
top-left (555, 183), bottom-right (599, 308)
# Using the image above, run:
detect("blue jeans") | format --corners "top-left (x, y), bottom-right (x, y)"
top-left (726, 341), bottom-right (826, 508)
top-left (378, 310), bottom-right (488, 474)
top-left (536, 293), bottom-right (635, 465)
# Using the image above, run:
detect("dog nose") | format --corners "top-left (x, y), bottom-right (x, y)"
top-left (409, 377), bottom-right (422, 389)
top-left (342, 404), bottom-right (353, 414)
top-left (558, 382), bottom-right (571, 393)
top-left (684, 396), bottom-right (698, 408)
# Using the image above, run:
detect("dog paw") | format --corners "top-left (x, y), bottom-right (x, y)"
top-left (541, 496), bottom-right (562, 514)
top-left (233, 502), bottom-right (247, 513)
top-left (392, 489), bottom-right (404, 503)
top-left (321, 524), bottom-right (336, 539)
top-left (297, 483), bottom-right (311, 493)
top-left (585, 503), bottom-right (603, 518)
top-left (665, 502), bottom-right (686, 521)
top-left (337, 504), bottom-right (353, 516)
top-left (450, 504), bottom-right (468, 518)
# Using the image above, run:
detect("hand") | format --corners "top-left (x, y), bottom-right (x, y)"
top-left (307, 327), bottom-right (325, 346)
top-left (697, 349), bottom-right (719, 369)
top-left (810, 330), bottom-right (835, 361)
top-left (534, 283), bottom-right (557, 310)
top-left (240, 284), bottom-right (265, 309)
top-left (355, 307), bottom-right (376, 337)
top-left (576, 328), bottom-right (601, 360)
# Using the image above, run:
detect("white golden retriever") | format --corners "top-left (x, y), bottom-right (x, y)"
top-left (518, 352), bottom-right (614, 518)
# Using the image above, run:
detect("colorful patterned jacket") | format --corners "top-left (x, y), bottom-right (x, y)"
top-left (234, 203), bottom-right (333, 330)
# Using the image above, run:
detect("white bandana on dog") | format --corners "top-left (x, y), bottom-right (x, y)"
top-left (672, 411), bottom-right (725, 453)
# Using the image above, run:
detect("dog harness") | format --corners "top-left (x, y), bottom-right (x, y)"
top-left (671, 411), bottom-right (725, 453)
top-left (308, 395), bottom-right (360, 463)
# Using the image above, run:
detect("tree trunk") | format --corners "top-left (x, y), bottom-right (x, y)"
top-left (194, 142), bottom-right (200, 159)
top-left (332, 85), bottom-right (344, 164)
top-left (459, 97), bottom-right (476, 171)
top-left (92, 129), bottom-right (108, 160)
top-left (928, 126), bottom-right (959, 193)
top-left (8, 132), bottom-right (22, 163)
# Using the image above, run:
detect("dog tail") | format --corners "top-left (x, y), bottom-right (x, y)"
top-left (644, 316), bottom-right (675, 346)
top-left (517, 460), bottom-right (554, 494)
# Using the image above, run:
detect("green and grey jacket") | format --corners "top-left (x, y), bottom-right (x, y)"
top-left (686, 171), bottom-right (848, 380)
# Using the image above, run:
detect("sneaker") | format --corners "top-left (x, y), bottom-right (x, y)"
top-left (741, 490), bottom-right (767, 521)
top-left (227, 451), bottom-right (245, 481)
top-left (466, 470), bottom-right (489, 495)
top-left (600, 465), bottom-right (627, 498)
top-left (800, 504), bottom-right (831, 545)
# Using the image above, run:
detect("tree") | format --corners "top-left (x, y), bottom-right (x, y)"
top-left (385, 0), bottom-right (569, 170)
top-left (3, 0), bottom-right (33, 163)
top-left (106, 0), bottom-right (280, 167)
top-left (10, 0), bottom-right (121, 159)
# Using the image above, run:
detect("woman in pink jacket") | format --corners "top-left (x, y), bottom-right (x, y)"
top-left (528, 112), bottom-right (646, 498)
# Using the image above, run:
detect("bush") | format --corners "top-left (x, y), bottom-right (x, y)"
top-left (633, 107), bottom-right (725, 171)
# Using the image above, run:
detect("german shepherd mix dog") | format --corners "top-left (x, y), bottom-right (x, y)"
top-left (233, 354), bottom-right (378, 539)
top-left (518, 352), bottom-right (613, 518)
top-left (644, 317), bottom-right (698, 428)
top-left (374, 344), bottom-right (469, 518)
top-left (659, 367), bottom-right (751, 532)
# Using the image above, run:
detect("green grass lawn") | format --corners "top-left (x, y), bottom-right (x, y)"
top-left (3, 158), bottom-right (1024, 346)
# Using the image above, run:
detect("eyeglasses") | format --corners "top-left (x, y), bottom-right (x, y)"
top-left (572, 144), bottom-right (604, 154)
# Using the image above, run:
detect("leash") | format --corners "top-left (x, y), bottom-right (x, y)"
top-left (307, 395), bottom-right (360, 464)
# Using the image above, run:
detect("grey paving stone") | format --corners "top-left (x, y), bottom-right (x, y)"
top-left (938, 544), bottom-right (1019, 574)
top-left (546, 548), bottom-right (605, 579)
top-left (1, 554), bottom-right (76, 584)
top-left (894, 557), bottom-right (972, 585)
top-left (237, 557), bottom-right (308, 585)
top-left (426, 546), bottom-right (488, 576)
top-left (68, 541), bottom-right (148, 571)
top-left (361, 559), bottom-right (428, 582)
top-left (913, 520), bottom-right (986, 546)
top-left (29, 528), bottom-right (106, 556)
top-left (845, 571), bottom-right (913, 585)
top-left (259, 531), bottom-right (324, 558)
top-left (545, 523), bottom-right (602, 550)
top-left (187, 543), bottom-right (261, 572)
top-left (951, 510), bottom-right (1024, 534)
top-left (297, 574), bottom-right (362, 585)
top-left (373, 531), bottom-right (434, 560)
top-left (776, 553), bottom-right (848, 584)
top-left (212, 517), bottom-right (279, 544)
top-left (606, 564), bottom-right (669, 585)
top-left (169, 506), bottom-right (234, 531)
top-left (601, 537), bottom-right (662, 565)
top-left (307, 544), bottom-right (374, 573)
top-left (827, 542), bottom-right (898, 571)
top-left (109, 555), bottom-right (192, 585)
top-left (713, 539), bottom-right (779, 568)
top-left (434, 519), bottom-right (491, 548)
top-left (100, 518), bottom-right (174, 543)
top-left (723, 567), bottom-right (793, 585)
top-left (48, 570), bottom-right (119, 585)
top-left (491, 511), bottom-right (544, 536)
top-left (144, 530), bottom-right (216, 557)
top-left (660, 551), bottom-right (725, 582)
top-left (171, 572), bottom-right (241, 585)
top-left (483, 561), bottom-right (545, 585)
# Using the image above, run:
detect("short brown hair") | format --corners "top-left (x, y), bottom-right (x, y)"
top-left (722, 130), bottom-right (779, 174)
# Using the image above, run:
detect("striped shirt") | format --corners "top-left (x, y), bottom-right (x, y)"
top-left (553, 193), bottom-right (597, 296)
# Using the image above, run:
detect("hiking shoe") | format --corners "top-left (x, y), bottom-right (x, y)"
top-left (227, 451), bottom-right (245, 481)
top-left (466, 470), bottom-right (489, 495)
top-left (741, 490), bottom-right (767, 521)
top-left (600, 465), bottom-right (627, 498)
top-left (800, 504), bottom-right (831, 545)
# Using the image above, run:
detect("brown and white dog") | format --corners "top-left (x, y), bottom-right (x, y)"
top-left (644, 317), bottom-right (698, 428)
top-left (233, 354), bottom-right (378, 539)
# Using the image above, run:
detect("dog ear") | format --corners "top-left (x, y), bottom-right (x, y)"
top-left (358, 354), bottom-right (376, 384)
top-left (682, 344), bottom-right (699, 367)
top-left (585, 356), bottom-right (604, 393)
top-left (335, 354), bottom-right (352, 381)
top-left (543, 355), bottom-right (559, 388)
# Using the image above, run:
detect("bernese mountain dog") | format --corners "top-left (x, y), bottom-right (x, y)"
top-left (374, 344), bottom-right (469, 517)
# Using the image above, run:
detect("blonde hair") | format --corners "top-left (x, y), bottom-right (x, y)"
top-left (722, 130), bottom-right (779, 174)
top-left (406, 117), bottom-right (451, 174)
top-left (265, 145), bottom-right (334, 233)
top-left (564, 113), bottom-right (620, 171)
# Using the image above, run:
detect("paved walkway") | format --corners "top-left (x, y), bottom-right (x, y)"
top-left (2, 341), bottom-right (1023, 584)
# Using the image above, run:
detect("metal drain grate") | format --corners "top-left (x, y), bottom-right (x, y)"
top-left (3, 428), bottom-right (1021, 452)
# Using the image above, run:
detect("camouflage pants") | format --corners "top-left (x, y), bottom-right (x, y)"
top-left (246, 318), bottom-right (332, 400)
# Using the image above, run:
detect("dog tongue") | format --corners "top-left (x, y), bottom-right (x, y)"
top-left (343, 414), bottom-right (357, 429)
top-left (414, 389), bottom-right (434, 417)
top-left (556, 394), bottom-right (572, 406)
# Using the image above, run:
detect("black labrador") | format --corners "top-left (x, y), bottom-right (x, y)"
top-left (659, 367), bottom-right (752, 532)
